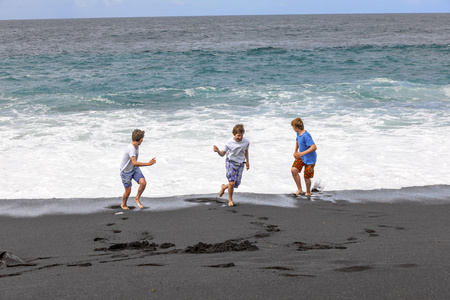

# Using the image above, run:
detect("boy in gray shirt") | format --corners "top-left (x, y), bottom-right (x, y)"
top-left (120, 129), bottom-right (156, 210)
top-left (213, 124), bottom-right (250, 206)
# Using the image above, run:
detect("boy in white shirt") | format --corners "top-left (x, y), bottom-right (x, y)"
top-left (213, 124), bottom-right (250, 206)
top-left (120, 129), bottom-right (156, 210)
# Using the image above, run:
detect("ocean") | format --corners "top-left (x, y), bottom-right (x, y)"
top-left (1, 14), bottom-right (450, 215)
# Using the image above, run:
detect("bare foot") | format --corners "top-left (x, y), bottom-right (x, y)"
top-left (293, 190), bottom-right (305, 197)
top-left (121, 204), bottom-right (130, 210)
top-left (219, 184), bottom-right (227, 197)
top-left (227, 201), bottom-right (234, 207)
top-left (134, 198), bottom-right (144, 209)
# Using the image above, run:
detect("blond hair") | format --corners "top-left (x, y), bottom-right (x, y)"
top-left (291, 118), bottom-right (304, 130)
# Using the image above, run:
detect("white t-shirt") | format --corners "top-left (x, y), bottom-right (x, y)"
top-left (223, 137), bottom-right (250, 163)
top-left (120, 144), bottom-right (139, 173)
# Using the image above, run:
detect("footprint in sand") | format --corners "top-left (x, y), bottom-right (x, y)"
top-left (137, 263), bottom-right (165, 267)
top-left (67, 262), bottom-right (92, 267)
top-left (204, 263), bottom-right (235, 268)
top-left (261, 266), bottom-right (294, 271)
top-left (365, 229), bottom-right (379, 237)
top-left (335, 265), bottom-right (373, 272)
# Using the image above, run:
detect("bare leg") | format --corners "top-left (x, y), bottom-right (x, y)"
top-left (291, 167), bottom-right (304, 196)
top-left (219, 184), bottom-right (228, 197)
top-left (305, 178), bottom-right (312, 196)
top-left (134, 178), bottom-right (146, 209)
top-left (121, 187), bottom-right (131, 210)
top-left (227, 181), bottom-right (235, 206)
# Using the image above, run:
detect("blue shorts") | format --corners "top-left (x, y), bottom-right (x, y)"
top-left (226, 159), bottom-right (245, 188)
top-left (120, 167), bottom-right (144, 188)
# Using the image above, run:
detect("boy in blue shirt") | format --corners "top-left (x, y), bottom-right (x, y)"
top-left (291, 118), bottom-right (317, 197)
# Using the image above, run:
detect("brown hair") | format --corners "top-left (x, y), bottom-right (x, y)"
top-left (291, 118), bottom-right (304, 130)
top-left (132, 129), bottom-right (145, 142)
top-left (232, 124), bottom-right (245, 135)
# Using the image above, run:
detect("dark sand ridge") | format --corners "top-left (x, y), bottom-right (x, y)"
top-left (1, 197), bottom-right (449, 299)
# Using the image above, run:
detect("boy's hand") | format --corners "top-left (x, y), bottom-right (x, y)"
top-left (293, 152), bottom-right (302, 159)
top-left (246, 161), bottom-right (250, 170)
top-left (214, 145), bottom-right (226, 157)
top-left (148, 157), bottom-right (156, 166)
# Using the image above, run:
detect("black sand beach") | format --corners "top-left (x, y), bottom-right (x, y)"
top-left (1, 197), bottom-right (449, 299)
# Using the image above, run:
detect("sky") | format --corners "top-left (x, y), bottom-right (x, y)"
top-left (0, 0), bottom-right (448, 20)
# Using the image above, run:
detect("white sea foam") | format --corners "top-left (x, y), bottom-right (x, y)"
top-left (1, 102), bottom-right (450, 202)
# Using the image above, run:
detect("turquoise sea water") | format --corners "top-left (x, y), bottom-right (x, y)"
top-left (1, 14), bottom-right (449, 211)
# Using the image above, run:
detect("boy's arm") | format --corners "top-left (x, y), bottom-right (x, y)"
top-left (131, 156), bottom-right (156, 167)
top-left (213, 145), bottom-right (226, 157)
top-left (245, 149), bottom-right (250, 170)
top-left (294, 144), bottom-right (317, 159)
top-left (293, 142), bottom-right (299, 158)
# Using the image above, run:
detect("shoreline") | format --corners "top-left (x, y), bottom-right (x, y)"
top-left (1, 199), bottom-right (449, 299)
top-left (1, 184), bottom-right (450, 218)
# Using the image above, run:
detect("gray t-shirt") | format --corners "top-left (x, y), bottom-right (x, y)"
top-left (224, 137), bottom-right (250, 163)
top-left (120, 144), bottom-right (139, 173)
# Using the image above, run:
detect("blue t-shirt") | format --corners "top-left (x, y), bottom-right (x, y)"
top-left (297, 131), bottom-right (317, 165)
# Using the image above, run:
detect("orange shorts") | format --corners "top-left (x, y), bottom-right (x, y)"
top-left (292, 158), bottom-right (315, 179)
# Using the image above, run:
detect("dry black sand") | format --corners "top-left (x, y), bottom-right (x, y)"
top-left (1, 198), bottom-right (449, 299)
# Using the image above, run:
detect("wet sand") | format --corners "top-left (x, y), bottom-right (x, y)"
top-left (1, 197), bottom-right (449, 299)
